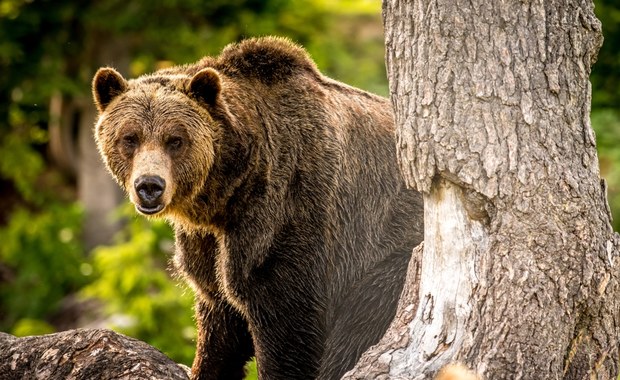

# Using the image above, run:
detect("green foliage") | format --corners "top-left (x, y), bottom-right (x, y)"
top-left (245, 359), bottom-right (258, 379)
top-left (591, 109), bottom-right (620, 231)
top-left (592, 0), bottom-right (620, 228)
top-left (0, 124), bottom-right (45, 203)
top-left (11, 318), bottom-right (55, 337)
top-left (82, 205), bottom-right (196, 365)
top-left (0, 203), bottom-right (86, 333)
top-left (592, 0), bottom-right (620, 108)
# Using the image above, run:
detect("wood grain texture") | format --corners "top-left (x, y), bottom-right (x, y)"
top-left (0, 329), bottom-right (190, 380)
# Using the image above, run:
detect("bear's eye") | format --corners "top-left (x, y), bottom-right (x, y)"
top-left (166, 136), bottom-right (183, 151)
top-left (122, 134), bottom-right (139, 150)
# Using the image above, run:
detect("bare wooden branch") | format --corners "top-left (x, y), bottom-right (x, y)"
top-left (0, 328), bottom-right (190, 380)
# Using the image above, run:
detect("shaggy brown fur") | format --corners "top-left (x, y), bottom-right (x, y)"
top-left (93, 36), bottom-right (423, 380)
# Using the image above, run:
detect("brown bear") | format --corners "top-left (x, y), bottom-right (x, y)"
top-left (92, 36), bottom-right (423, 380)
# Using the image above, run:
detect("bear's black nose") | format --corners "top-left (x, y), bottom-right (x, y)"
top-left (134, 175), bottom-right (165, 207)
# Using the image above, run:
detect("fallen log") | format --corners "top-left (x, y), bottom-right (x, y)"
top-left (0, 328), bottom-right (190, 380)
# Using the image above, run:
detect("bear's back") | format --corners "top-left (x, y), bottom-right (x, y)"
top-left (150, 37), bottom-right (319, 86)
top-left (213, 36), bottom-right (320, 85)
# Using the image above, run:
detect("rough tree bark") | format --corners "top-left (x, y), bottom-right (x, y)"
top-left (0, 329), bottom-right (189, 380)
top-left (344, 0), bottom-right (620, 379)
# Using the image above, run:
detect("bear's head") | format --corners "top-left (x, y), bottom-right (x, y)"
top-left (92, 67), bottom-right (223, 221)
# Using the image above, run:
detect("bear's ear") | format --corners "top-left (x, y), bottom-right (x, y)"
top-left (188, 68), bottom-right (221, 106)
top-left (92, 68), bottom-right (128, 113)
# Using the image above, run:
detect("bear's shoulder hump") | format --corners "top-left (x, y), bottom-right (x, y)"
top-left (215, 36), bottom-right (319, 85)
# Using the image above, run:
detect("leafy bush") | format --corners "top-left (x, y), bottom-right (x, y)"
top-left (0, 124), bottom-right (46, 204)
top-left (0, 202), bottom-right (86, 333)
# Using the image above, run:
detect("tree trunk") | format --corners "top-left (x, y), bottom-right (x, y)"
top-left (345, 0), bottom-right (620, 379)
top-left (49, 89), bottom-right (124, 251)
top-left (0, 329), bottom-right (189, 380)
top-left (47, 36), bottom-right (131, 251)
top-left (77, 94), bottom-right (125, 251)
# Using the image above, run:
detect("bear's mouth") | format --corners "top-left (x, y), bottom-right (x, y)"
top-left (136, 203), bottom-right (165, 215)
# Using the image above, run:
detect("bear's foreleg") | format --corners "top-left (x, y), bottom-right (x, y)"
top-left (174, 231), bottom-right (254, 380)
top-left (191, 297), bottom-right (254, 380)
top-left (238, 267), bottom-right (326, 380)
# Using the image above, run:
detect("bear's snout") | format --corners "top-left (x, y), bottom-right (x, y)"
top-left (134, 175), bottom-right (166, 215)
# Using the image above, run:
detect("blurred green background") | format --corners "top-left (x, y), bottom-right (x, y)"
top-left (0, 0), bottom-right (617, 378)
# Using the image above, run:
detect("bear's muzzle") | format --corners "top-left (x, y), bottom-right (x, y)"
top-left (134, 175), bottom-right (166, 215)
